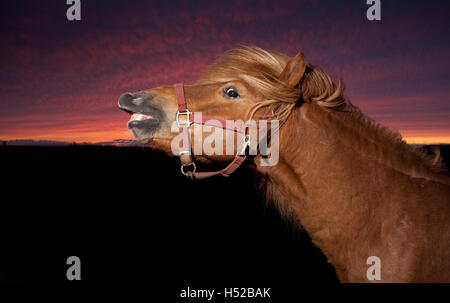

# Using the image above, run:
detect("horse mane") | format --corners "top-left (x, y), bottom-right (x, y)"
top-left (197, 46), bottom-right (449, 219)
top-left (197, 46), bottom-right (345, 124)
top-left (197, 46), bottom-right (447, 170)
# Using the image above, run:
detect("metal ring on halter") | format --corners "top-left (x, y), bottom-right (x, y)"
top-left (179, 150), bottom-right (191, 156)
top-left (237, 132), bottom-right (251, 156)
top-left (181, 162), bottom-right (196, 176)
top-left (236, 124), bottom-right (251, 156)
top-left (272, 103), bottom-right (282, 118)
top-left (176, 110), bottom-right (192, 127)
top-left (271, 104), bottom-right (281, 117)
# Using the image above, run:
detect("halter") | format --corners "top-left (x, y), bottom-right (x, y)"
top-left (174, 83), bottom-right (277, 180)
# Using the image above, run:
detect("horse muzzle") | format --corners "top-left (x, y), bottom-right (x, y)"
top-left (118, 91), bottom-right (165, 142)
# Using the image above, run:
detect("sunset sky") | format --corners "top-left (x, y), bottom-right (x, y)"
top-left (1, 0), bottom-right (449, 144)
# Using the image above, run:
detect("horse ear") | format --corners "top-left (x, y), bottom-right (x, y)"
top-left (278, 52), bottom-right (306, 88)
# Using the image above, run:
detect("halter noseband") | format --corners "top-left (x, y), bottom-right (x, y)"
top-left (175, 83), bottom-right (277, 180)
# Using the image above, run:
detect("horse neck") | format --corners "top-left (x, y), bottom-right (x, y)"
top-left (256, 102), bottom-right (449, 281)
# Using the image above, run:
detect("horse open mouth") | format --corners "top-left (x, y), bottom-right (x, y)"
top-left (130, 113), bottom-right (154, 121)
top-left (118, 92), bottom-right (164, 142)
top-left (127, 112), bottom-right (159, 129)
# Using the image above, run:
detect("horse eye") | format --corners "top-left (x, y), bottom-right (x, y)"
top-left (224, 87), bottom-right (240, 99)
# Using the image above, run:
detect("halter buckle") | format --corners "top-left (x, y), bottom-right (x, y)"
top-left (179, 150), bottom-right (191, 156)
top-left (176, 110), bottom-right (192, 127)
top-left (237, 126), bottom-right (251, 156)
top-left (181, 162), bottom-right (196, 177)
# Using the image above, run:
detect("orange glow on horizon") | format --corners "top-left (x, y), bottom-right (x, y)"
top-left (403, 137), bottom-right (450, 145)
top-left (1, 130), bottom-right (449, 145)
top-left (0, 129), bottom-right (133, 144)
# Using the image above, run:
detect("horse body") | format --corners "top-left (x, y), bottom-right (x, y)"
top-left (118, 46), bottom-right (450, 282)
top-left (257, 102), bottom-right (450, 282)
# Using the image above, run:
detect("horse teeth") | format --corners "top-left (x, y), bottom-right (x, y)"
top-left (130, 113), bottom-right (153, 121)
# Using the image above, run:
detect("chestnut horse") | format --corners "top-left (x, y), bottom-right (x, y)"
top-left (118, 47), bottom-right (450, 282)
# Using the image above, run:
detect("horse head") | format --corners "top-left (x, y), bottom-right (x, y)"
top-left (118, 47), bottom-right (306, 176)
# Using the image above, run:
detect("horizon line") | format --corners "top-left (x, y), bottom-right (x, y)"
top-left (1, 138), bottom-right (449, 147)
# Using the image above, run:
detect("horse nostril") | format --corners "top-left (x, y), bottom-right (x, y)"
top-left (118, 92), bottom-right (155, 113)
top-left (132, 97), bottom-right (144, 105)
top-left (118, 93), bottom-right (135, 111)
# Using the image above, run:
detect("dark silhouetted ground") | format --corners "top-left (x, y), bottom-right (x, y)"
top-left (0, 144), bottom-right (448, 296)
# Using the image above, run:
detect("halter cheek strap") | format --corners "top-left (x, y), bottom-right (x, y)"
top-left (174, 83), bottom-right (275, 180)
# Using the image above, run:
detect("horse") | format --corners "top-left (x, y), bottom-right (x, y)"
top-left (118, 46), bottom-right (450, 282)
